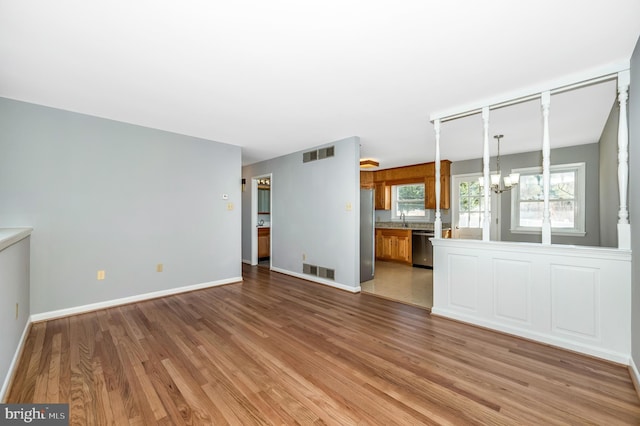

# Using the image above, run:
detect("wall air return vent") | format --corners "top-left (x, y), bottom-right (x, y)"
top-left (303, 150), bottom-right (318, 163)
top-left (303, 263), bottom-right (318, 276)
top-left (318, 267), bottom-right (335, 280)
top-left (318, 146), bottom-right (335, 160)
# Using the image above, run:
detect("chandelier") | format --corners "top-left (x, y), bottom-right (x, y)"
top-left (479, 134), bottom-right (520, 194)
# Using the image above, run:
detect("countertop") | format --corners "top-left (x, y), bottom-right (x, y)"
top-left (0, 227), bottom-right (33, 252)
top-left (375, 222), bottom-right (451, 231)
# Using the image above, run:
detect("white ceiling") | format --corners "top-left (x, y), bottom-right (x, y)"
top-left (1, 1), bottom-right (639, 169)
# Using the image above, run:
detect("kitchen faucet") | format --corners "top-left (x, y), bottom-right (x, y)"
top-left (401, 212), bottom-right (407, 227)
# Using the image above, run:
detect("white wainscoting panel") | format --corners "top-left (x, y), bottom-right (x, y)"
top-left (431, 238), bottom-right (631, 364)
top-left (494, 259), bottom-right (531, 324)
top-left (551, 265), bottom-right (599, 340)
top-left (448, 254), bottom-right (479, 311)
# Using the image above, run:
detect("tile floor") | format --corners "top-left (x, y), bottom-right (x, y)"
top-left (360, 261), bottom-right (433, 309)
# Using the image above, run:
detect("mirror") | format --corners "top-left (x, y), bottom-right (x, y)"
top-left (258, 188), bottom-right (270, 214)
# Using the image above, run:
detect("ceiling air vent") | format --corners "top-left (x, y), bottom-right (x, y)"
top-left (318, 146), bottom-right (335, 160)
top-left (303, 150), bottom-right (318, 163)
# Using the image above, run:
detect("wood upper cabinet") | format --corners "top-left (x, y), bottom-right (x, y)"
top-left (374, 182), bottom-right (391, 210)
top-left (360, 171), bottom-right (375, 189)
top-left (365, 160), bottom-right (450, 211)
top-left (425, 160), bottom-right (451, 209)
top-left (375, 229), bottom-right (411, 264)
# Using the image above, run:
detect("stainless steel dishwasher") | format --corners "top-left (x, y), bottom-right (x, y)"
top-left (412, 230), bottom-right (434, 268)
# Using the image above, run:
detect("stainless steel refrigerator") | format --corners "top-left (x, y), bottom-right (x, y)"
top-left (360, 189), bottom-right (375, 282)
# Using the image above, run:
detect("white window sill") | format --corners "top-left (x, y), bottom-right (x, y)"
top-left (510, 228), bottom-right (586, 237)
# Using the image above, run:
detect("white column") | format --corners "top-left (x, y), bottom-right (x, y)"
top-left (434, 119), bottom-right (442, 239)
top-left (541, 91), bottom-right (551, 245)
top-left (617, 70), bottom-right (631, 249)
top-left (482, 107), bottom-right (491, 241)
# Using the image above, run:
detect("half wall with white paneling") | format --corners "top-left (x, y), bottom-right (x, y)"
top-left (432, 238), bottom-right (631, 363)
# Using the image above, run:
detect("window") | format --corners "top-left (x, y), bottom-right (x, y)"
top-left (511, 162), bottom-right (586, 235)
top-left (458, 180), bottom-right (487, 228)
top-left (392, 183), bottom-right (425, 218)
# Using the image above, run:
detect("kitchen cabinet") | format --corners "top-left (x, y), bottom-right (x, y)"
top-left (375, 229), bottom-right (411, 264)
top-left (425, 175), bottom-right (450, 209)
top-left (258, 227), bottom-right (270, 258)
top-left (425, 160), bottom-right (451, 209)
top-left (360, 171), bottom-right (375, 189)
top-left (374, 182), bottom-right (391, 210)
top-left (367, 160), bottom-right (450, 210)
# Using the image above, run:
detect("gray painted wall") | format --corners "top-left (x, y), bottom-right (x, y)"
top-left (599, 103), bottom-right (621, 247)
top-left (451, 143), bottom-right (600, 246)
top-left (242, 137), bottom-right (360, 289)
top-left (629, 37), bottom-right (640, 382)
top-left (0, 237), bottom-right (30, 399)
top-left (0, 98), bottom-right (242, 314)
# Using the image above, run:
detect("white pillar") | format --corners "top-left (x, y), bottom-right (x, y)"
top-left (541, 91), bottom-right (551, 245)
top-left (434, 119), bottom-right (442, 239)
top-left (617, 70), bottom-right (631, 249)
top-left (482, 107), bottom-right (491, 241)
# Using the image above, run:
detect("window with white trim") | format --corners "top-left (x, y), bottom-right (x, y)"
top-left (391, 183), bottom-right (425, 219)
top-left (510, 162), bottom-right (586, 235)
top-left (458, 179), bottom-right (487, 228)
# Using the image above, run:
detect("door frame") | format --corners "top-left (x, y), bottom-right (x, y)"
top-left (251, 174), bottom-right (272, 266)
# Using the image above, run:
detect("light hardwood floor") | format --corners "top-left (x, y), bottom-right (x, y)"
top-left (361, 261), bottom-right (432, 308)
top-left (6, 264), bottom-right (640, 424)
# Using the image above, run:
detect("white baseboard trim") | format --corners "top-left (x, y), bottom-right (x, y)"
top-left (630, 357), bottom-right (640, 399)
top-left (270, 267), bottom-right (361, 293)
top-left (1, 320), bottom-right (32, 402)
top-left (431, 307), bottom-right (629, 365)
top-left (30, 276), bottom-right (243, 323)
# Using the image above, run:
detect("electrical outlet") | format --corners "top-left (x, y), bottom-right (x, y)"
top-left (227, 202), bottom-right (234, 210)
top-left (346, 202), bottom-right (352, 211)
top-left (97, 270), bottom-right (105, 280)
top-left (302, 253), bottom-right (306, 261)
top-left (156, 263), bottom-right (163, 272)
top-left (15, 303), bottom-right (18, 319)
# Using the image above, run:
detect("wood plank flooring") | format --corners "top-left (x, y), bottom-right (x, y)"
top-left (6, 264), bottom-right (640, 424)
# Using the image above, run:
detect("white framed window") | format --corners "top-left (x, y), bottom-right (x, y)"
top-left (457, 178), bottom-right (487, 228)
top-left (391, 183), bottom-right (425, 219)
top-left (510, 162), bottom-right (586, 236)
top-left (452, 173), bottom-right (500, 240)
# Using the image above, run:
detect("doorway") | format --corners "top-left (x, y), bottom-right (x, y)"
top-left (451, 173), bottom-right (500, 240)
top-left (251, 174), bottom-right (272, 267)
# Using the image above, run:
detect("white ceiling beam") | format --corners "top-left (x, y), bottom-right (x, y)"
top-left (429, 59), bottom-right (630, 123)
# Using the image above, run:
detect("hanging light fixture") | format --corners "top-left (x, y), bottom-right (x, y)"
top-left (479, 135), bottom-right (520, 194)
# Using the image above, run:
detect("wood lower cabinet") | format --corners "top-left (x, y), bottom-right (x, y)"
top-left (258, 227), bottom-right (270, 258)
top-left (375, 229), bottom-right (411, 265)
